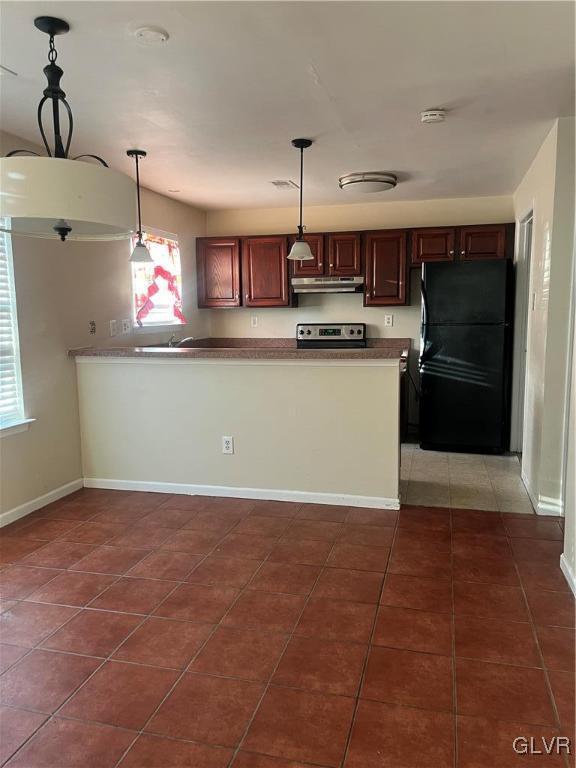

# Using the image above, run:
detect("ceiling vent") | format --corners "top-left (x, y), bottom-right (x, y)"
top-left (270, 180), bottom-right (299, 190)
top-left (339, 172), bottom-right (397, 193)
top-left (0, 64), bottom-right (18, 78)
top-left (421, 109), bottom-right (446, 124)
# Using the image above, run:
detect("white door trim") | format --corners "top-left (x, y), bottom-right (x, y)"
top-left (510, 212), bottom-right (533, 453)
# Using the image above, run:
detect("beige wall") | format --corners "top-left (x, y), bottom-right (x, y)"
top-left (0, 131), bottom-right (207, 515)
top-left (205, 195), bottom-right (514, 238)
top-left (513, 118), bottom-right (575, 517)
top-left (77, 358), bottom-right (401, 506)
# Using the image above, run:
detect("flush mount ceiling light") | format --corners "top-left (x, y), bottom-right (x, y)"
top-left (287, 138), bottom-right (314, 261)
top-left (0, 16), bottom-right (135, 242)
top-left (338, 172), bottom-right (397, 193)
top-left (127, 149), bottom-right (153, 263)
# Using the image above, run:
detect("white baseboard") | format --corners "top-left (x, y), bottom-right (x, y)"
top-left (0, 479), bottom-right (84, 528)
top-left (560, 553), bottom-right (576, 597)
top-left (536, 495), bottom-right (564, 517)
top-left (83, 477), bottom-right (400, 510)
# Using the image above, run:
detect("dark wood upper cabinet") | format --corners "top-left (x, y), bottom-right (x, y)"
top-left (196, 237), bottom-right (241, 308)
top-left (410, 227), bottom-right (456, 266)
top-left (327, 232), bottom-right (362, 276)
top-left (364, 230), bottom-right (407, 306)
top-left (290, 233), bottom-right (325, 277)
top-left (459, 224), bottom-right (506, 260)
top-left (241, 236), bottom-right (290, 307)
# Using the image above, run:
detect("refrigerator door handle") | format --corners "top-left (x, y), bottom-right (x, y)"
top-left (420, 278), bottom-right (430, 363)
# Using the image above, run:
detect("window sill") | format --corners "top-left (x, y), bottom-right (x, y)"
top-left (133, 323), bottom-right (186, 331)
top-left (0, 418), bottom-right (36, 437)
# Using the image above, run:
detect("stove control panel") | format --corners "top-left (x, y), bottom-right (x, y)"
top-left (296, 323), bottom-right (366, 340)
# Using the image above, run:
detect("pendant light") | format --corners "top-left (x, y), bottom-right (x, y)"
top-left (287, 138), bottom-right (314, 261)
top-left (127, 149), bottom-right (153, 263)
top-left (0, 17), bottom-right (136, 242)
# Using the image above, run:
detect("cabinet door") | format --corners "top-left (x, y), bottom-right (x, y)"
top-left (410, 227), bottom-right (455, 266)
top-left (327, 232), bottom-right (362, 276)
top-left (364, 230), bottom-right (407, 306)
top-left (459, 224), bottom-right (506, 260)
top-left (242, 236), bottom-right (290, 307)
top-left (290, 234), bottom-right (325, 277)
top-left (196, 238), bottom-right (241, 308)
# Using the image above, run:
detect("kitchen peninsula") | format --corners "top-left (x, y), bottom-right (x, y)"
top-left (71, 338), bottom-right (409, 509)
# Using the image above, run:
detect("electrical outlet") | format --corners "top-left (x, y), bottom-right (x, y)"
top-left (109, 319), bottom-right (119, 337)
top-left (384, 314), bottom-right (394, 327)
top-left (121, 319), bottom-right (131, 334)
top-left (250, 315), bottom-right (258, 328)
top-left (222, 436), bottom-right (234, 455)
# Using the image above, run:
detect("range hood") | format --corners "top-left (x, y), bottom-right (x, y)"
top-left (291, 276), bottom-right (364, 293)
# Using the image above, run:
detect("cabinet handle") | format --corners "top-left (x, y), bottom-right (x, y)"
top-left (319, 262), bottom-right (323, 267)
top-left (449, 250), bottom-right (454, 255)
top-left (461, 250), bottom-right (465, 255)
top-left (329, 263), bottom-right (334, 268)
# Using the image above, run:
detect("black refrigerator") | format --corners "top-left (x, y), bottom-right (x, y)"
top-left (419, 260), bottom-right (514, 454)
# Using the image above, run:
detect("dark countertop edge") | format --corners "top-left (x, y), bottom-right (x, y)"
top-left (69, 346), bottom-right (408, 361)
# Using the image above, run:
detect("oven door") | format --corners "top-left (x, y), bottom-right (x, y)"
top-left (297, 340), bottom-right (367, 349)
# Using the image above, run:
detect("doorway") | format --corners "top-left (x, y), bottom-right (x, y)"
top-left (510, 213), bottom-right (533, 454)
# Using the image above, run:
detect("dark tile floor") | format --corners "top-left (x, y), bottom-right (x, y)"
top-left (0, 490), bottom-right (574, 767)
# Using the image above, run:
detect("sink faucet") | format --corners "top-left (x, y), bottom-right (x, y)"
top-left (175, 336), bottom-right (195, 348)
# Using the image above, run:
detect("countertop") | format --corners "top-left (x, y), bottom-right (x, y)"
top-left (70, 337), bottom-right (411, 362)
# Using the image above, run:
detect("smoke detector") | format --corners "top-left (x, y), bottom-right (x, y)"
top-left (421, 109), bottom-right (446, 124)
top-left (134, 26), bottom-right (170, 44)
top-left (339, 172), bottom-right (397, 193)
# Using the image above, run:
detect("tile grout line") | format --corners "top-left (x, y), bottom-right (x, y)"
top-left (109, 504), bottom-right (270, 767)
top-left (449, 508), bottom-right (458, 768)
top-left (339, 513), bottom-right (401, 767)
top-left (2, 494), bottom-right (571, 766)
top-left (506, 521), bottom-right (572, 768)
top-left (110, 500), bottom-right (311, 768)
top-left (0, 495), bottom-right (214, 766)
top-left (228, 508), bottom-right (360, 768)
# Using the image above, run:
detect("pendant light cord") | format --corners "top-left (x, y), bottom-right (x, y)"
top-left (135, 153), bottom-right (143, 241)
top-left (298, 146), bottom-right (304, 240)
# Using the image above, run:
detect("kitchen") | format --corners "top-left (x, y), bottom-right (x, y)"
top-left (71, 219), bottom-right (514, 511)
top-left (0, 2), bottom-right (575, 767)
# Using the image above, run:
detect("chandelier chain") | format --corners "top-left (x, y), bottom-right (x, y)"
top-left (48, 35), bottom-right (57, 63)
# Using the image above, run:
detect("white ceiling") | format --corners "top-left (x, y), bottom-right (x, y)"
top-left (1, 1), bottom-right (574, 210)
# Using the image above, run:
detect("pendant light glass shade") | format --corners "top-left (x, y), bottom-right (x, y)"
top-left (287, 238), bottom-right (313, 261)
top-left (288, 137), bottom-right (314, 261)
top-left (130, 239), bottom-right (153, 263)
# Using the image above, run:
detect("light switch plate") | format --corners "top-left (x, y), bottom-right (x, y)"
top-left (109, 320), bottom-right (119, 337)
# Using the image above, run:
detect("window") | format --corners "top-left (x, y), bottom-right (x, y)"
top-left (0, 225), bottom-right (25, 428)
top-left (131, 232), bottom-right (187, 327)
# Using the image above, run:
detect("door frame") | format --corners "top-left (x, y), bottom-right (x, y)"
top-left (510, 211), bottom-right (534, 453)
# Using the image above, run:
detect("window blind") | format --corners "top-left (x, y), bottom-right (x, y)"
top-left (0, 225), bottom-right (25, 427)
